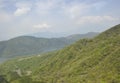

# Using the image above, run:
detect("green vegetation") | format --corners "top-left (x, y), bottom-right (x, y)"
top-left (0, 33), bottom-right (98, 58)
top-left (0, 75), bottom-right (8, 83)
top-left (0, 24), bottom-right (119, 83)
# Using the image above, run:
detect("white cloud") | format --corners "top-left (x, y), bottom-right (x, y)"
top-left (63, 1), bottom-right (107, 19)
top-left (33, 23), bottom-right (50, 29)
top-left (14, 2), bottom-right (32, 16)
top-left (76, 16), bottom-right (118, 25)
top-left (14, 7), bottom-right (31, 16)
top-left (63, 3), bottom-right (91, 19)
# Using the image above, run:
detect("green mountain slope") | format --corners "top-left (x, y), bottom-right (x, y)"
top-left (0, 32), bottom-right (98, 58)
top-left (0, 24), bottom-right (119, 83)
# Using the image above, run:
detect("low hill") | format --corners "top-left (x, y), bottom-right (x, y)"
top-left (0, 24), bottom-right (119, 83)
top-left (0, 32), bottom-right (98, 58)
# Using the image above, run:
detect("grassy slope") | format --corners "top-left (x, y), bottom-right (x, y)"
top-left (0, 24), bottom-right (120, 83)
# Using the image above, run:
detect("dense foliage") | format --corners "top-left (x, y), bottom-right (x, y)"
top-left (0, 24), bottom-right (119, 83)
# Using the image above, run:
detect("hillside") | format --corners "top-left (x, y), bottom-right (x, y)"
top-left (0, 32), bottom-right (98, 58)
top-left (66, 32), bottom-right (98, 41)
top-left (0, 24), bottom-right (119, 83)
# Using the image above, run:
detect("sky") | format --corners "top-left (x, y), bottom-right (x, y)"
top-left (0, 0), bottom-right (120, 41)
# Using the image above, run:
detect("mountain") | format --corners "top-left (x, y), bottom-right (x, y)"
top-left (66, 32), bottom-right (98, 41)
top-left (0, 24), bottom-right (119, 83)
top-left (0, 32), bottom-right (98, 58)
top-left (28, 31), bottom-right (68, 38)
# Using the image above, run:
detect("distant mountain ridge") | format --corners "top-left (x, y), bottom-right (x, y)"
top-left (66, 32), bottom-right (98, 41)
top-left (28, 31), bottom-right (68, 38)
top-left (0, 32), bottom-right (98, 58)
top-left (28, 31), bottom-right (99, 38)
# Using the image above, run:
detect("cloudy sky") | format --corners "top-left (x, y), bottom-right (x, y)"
top-left (0, 0), bottom-right (120, 41)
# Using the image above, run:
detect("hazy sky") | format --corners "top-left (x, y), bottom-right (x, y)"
top-left (0, 0), bottom-right (120, 41)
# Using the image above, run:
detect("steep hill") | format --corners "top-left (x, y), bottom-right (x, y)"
top-left (0, 32), bottom-right (98, 58)
top-left (0, 24), bottom-right (119, 83)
